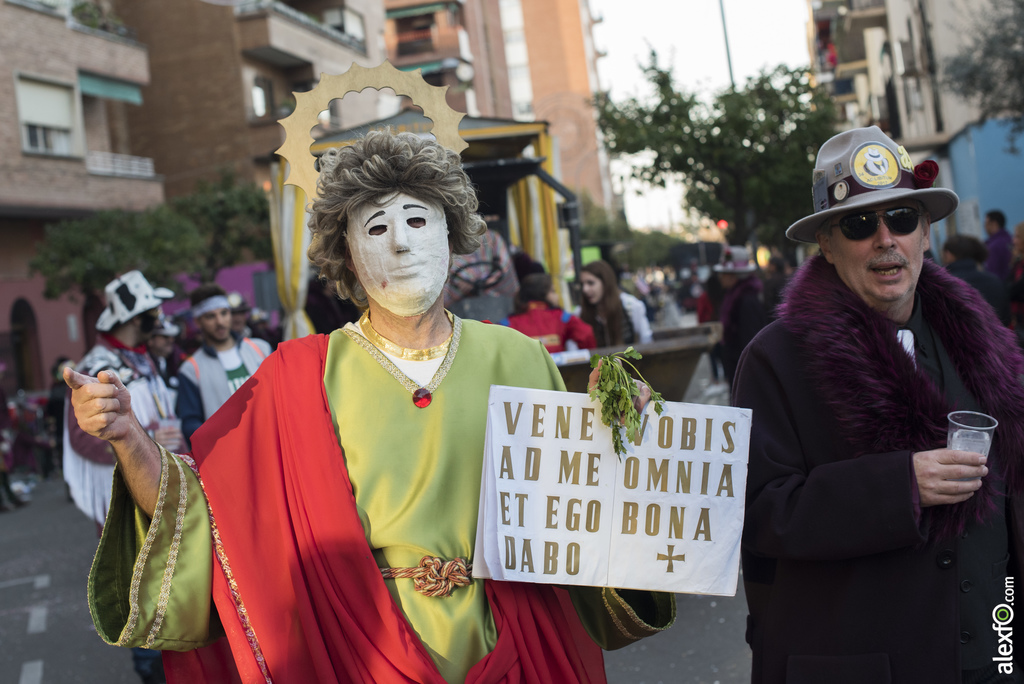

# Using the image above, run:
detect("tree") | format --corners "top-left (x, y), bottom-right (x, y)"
top-left (945, 0), bottom-right (1024, 150)
top-left (622, 230), bottom-right (685, 270)
top-left (31, 171), bottom-right (271, 301)
top-left (170, 171), bottom-right (272, 283)
top-left (595, 55), bottom-right (836, 248)
top-left (30, 206), bottom-right (202, 300)
top-left (579, 190), bottom-right (631, 242)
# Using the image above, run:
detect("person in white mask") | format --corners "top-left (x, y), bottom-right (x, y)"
top-left (65, 131), bottom-right (674, 684)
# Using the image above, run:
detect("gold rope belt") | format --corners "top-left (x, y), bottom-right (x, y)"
top-left (381, 556), bottom-right (473, 598)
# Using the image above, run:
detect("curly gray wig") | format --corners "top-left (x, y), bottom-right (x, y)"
top-left (308, 130), bottom-right (486, 307)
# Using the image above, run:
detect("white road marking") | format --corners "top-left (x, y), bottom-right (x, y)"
top-left (0, 574), bottom-right (50, 591)
top-left (27, 605), bottom-right (47, 634)
top-left (19, 660), bottom-right (43, 684)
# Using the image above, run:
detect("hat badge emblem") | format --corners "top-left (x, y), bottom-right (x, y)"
top-left (833, 180), bottom-right (849, 202)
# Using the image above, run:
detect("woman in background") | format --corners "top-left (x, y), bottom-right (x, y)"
top-left (502, 273), bottom-right (596, 353)
top-left (578, 260), bottom-right (652, 347)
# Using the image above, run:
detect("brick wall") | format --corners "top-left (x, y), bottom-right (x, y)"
top-left (520, 0), bottom-right (606, 206)
top-left (0, 1), bottom-right (158, 214)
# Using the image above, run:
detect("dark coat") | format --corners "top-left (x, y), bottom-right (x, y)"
top-left (734, 256), bottom-right (1024, 684)
top-left (946, 257), bottom-right (1011, 325)
top-left (720, 275), bottom-right (766, 384)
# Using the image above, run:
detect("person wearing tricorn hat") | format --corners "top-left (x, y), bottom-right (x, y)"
top-left (64, 130), bottom-right (674, 683)
top-left (734, 125), bottom-right (1024, 682)
top-left (63, 270), bottom-right (183, 529)
top-left (713, 246), bottom-right (766, 387)
top-left (64, 270), bottom-right (181, 684)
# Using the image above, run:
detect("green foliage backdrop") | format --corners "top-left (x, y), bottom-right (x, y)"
top-left (595, 55), bottom-right (836, 249)
top-left (31, 171), bottom-right (270, 300)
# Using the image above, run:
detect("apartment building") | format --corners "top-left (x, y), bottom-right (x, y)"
top-left (512, 0), bottom-right (611, 209)
top-left (808, 0), bottom-right (1024, 241)
top-left (107, 0), bottom-right (391, 198)
top-left (0, 0), bottom-right (162, 392)
top-left (384, 0), bottom-right (612, 210)
top-left (385, 0), bottom-right (513, 118)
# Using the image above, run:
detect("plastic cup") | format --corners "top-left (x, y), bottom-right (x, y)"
top-left (947, 411), bottom-right (997, 457)
top-left (155, 418), bottom-right (183, 452)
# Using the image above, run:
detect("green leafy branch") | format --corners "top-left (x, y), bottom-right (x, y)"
top-left (588, 347), bottom-right (664, 457)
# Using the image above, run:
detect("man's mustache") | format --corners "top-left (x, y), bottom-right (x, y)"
top-left (867, 251), bottom-right (909, 268)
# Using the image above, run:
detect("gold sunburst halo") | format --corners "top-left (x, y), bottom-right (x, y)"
top-left (275, 61), bottom-right (467, 202)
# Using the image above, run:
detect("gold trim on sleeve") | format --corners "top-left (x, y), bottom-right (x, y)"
top-left (600, 588), bottom-right (637, 641)
top-left (117, 448), bottom-right (171, 646)
top-left (601, 588), bottom-right (676, 640)
top-left (183, 454), bottom-right (274, 684)
top-left (146, 453), bottom-right (189, 647)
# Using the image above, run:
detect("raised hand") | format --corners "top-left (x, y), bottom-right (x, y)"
top-left (64, 366), bottom-right (162, 516)
top-left (64, 367), bottom-right (135, 442)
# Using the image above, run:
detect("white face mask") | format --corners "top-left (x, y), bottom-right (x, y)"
top-left (347, 193), bottom-right (450, 317)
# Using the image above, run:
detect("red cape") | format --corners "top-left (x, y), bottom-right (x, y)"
top-left (164, 335), bottom-right (605, 683)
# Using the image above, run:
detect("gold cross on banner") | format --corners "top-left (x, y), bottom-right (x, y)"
top-left (657, 545), bottom-right (686, 573)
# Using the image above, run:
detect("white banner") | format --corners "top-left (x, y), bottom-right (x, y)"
top-left (473, 386), bottom-right (751, 595)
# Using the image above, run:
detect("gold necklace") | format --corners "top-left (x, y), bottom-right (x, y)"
top-left (345, 312), bottom-right (462, 408)
top-left (358, 311), bottom-right (453, 361)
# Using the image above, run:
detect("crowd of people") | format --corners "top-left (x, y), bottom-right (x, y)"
top-left (1, 121), bottom-right (1020, 684)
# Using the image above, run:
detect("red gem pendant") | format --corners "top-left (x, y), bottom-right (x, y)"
top-left (412, 388), bottom-right (432, 408)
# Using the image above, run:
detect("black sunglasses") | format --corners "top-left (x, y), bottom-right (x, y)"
top-left (836, 207), bottom-right (921, 241)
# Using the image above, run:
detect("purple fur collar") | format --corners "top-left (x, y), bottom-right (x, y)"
top-left (779, 255), bottom-right (1024, 539)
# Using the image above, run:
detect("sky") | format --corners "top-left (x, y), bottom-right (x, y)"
top-left (586, 0), bottom-right (813, 231)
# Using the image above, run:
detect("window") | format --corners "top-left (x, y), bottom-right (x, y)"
top-left (25, 125), bottom-right (72, 155)
top-left (513, 101), bottom-right (534, 118)
top-left (343, 8), bottom-right (365, 42)
top-left (324, 5), bottom-right (365, 43)
top-left (508, 65), bottom-right (530, 82)
top-left (16, 78), bottom-right (76, 155)
top-left (396, 14), bottom-right (436, 56)
top-left (504, 28), bottom-right (524, 45)
top-left (252, 76), bottom-right (274, 118)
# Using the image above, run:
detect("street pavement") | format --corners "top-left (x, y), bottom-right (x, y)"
top-left (0, 479), bottom-right (138, 684)
top-left (0, 310), bottom-right (750, 683)
top-left (604, 347), bottom-right (752, 683)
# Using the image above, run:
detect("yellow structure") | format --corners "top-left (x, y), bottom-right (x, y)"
top-left (311, 110), bottom-right (578, 299)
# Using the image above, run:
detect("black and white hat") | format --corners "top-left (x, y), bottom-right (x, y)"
top-left (96, 270), bottom-right (175, 332)
top-left (786, 126), bottom-right (959, 243)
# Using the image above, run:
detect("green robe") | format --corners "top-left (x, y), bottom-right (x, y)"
top-left (89, 320), bottom-right (675, 681)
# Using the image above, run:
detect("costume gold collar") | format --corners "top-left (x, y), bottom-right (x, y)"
top-left (358, 311), bottom-right (454, 361)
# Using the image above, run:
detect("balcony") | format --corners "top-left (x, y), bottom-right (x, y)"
top-left (848, 0), bottom-right (884, 9)
top-left (85, 151), bottom-right (155, 178)
top-left (391, 23), bottom-right (468, 69)
top-left (839, 0), bottom-right (887, 59)
top-left (68, 0), bottom-right (140, 43)
top-left (397, 27), bottom-right (435, 56)
top-left (235, 0), bottom-right (366, 70)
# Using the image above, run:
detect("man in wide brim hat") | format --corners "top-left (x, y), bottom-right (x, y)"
top-left (785, 125), bottom-right (958, 243)
top-left (733, 125), bottom-right (1024, 683)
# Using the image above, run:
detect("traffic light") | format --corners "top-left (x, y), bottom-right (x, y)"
top-left (716, 219), bottom-right (729, 231)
